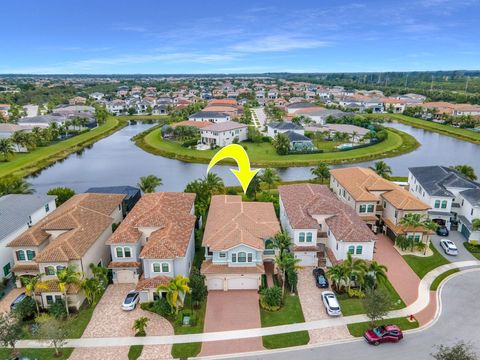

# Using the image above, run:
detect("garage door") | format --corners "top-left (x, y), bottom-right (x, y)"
top-left (295, 252), bottom-right (317, 266)
top-left (207, 278), bottom-right (224, 291)
top-left (116, 270), bottom-right (136, 283)
top-left (227, 277), bottom-right (258, 290)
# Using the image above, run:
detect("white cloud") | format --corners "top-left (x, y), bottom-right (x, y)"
top-left (230, 35), bottom-right (329, 53)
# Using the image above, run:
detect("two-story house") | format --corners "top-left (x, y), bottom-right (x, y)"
top-left (201, 195), bottom-right (280, 291)
top-left (278, 184), bottom-right (376, 266)
top-left (7, 193), bottom-right (124, 310)
top-left (330, 167), bottom-right (431, 244)
top-left (106, 192), bottom-right (196, 302)
top-left (0, 194), bottom-right (56, 279)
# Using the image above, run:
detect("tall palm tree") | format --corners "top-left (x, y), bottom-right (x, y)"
top-left (0, 176), bottom-right (35, 196)
top-left (138, 175), bottom-right (162, 193)
top-left (326, 264), bottom-right (349, 292)
top-left (310, 162), bottom-right (330, 183)
top-left (22, 274), bottom-right (48, 314)
top-left (203, 172), bottom-right (225, 195)
top-left (261, 168), bottom-right (281, 190)
top-left (399, 213), bottom-right (424, 251)
top-left (370, 161), bottom-right (392, 179)
top-left (366, 261), bottom-right (388, 287)
top-left (56, 266), bottom-right (83, 316)
top-left (0, 138), bottom-right (15, 161)
top-left (272, 231), bottom-right (293, 257)
top-left (81, 277), bottom-right (103, 306)
top-left (89, 263), bottom-right (108, 288)
top-left (422, 219), bottom-right (439, 255)
top-left (450, 164), bottom-right (477, 181)
top-left (132, 317), bottom-right (150, 336)
top-left (157, 275), bottom-right (191, 314)
top-left (343, 253), bottom-right (367, 291)
top-left (274, 252), bottom-right (301, 296)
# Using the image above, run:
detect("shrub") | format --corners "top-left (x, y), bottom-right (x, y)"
top-left (260, 286), bottom-right (283, 311)
top-left (14, 296), bottom-right (36, 320)
top-left (226, 188), bottom-right (238, 195)
top-left (189, 267), bottom-right (207, 306)
top-left (347, 288), bottom-right (365, 299)
top-left (181, 138), bottom-right (198, 148)
top-left (48, 300), bottom-right (67, 320)
top-left (152, 298), bottom-right (172, 317)
top-left (464, 242), bottom-right (480, 253)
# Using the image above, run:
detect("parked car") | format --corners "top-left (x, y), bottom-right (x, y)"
top-left (436, 226), bottom-right (449, 236)
top-left (313, 268), bottom-right (329, 288)
top-left (121, 290), bottom-right (139, 311)
top-left (364, 325), bottom-right (403, 345)
top-left (440, 239), bottom-right (458, 256)
top-left (10, 292), bottom-right (27, 311)
top-left (321, 291), bottom-right (342, 316)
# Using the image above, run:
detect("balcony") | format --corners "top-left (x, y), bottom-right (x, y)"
top-left (263, 249), bottom-right (275, 256)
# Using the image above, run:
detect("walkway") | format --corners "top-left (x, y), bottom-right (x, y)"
top-left (17, 261), bottom-right (479, 350)
top-left (0, 287), bottom-right (23, 314)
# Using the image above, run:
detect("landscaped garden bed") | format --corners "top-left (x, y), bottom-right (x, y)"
top-left (402, 243), bottom-right (450, 278)
top-left (463, 242), bottom-right (480, 260)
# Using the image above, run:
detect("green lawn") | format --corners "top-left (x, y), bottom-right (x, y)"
top-left (368, 114), bottom-right (480, 144)
top-left (430, 269), bottom-right (460, 291)
top-left (463, 242), bottom-right (480, 260)
top-left (347, 317), bottom-right (419, 337)
top-left (128, 345), bottom-right (144, 360)
top-left (137, 126), bottom-right (419, 167)
top-left (260, 294), bottom-right (310, 349)
top-left (0, 348), bottom-right (74, 360)
top-left (403, 243), bottom-right (450, 279)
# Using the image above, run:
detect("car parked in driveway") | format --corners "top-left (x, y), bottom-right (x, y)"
top-left (312, 268), bottom-right (329, 288)
top-left (121, 290), bottom-right (139, 311)
top-left (440, 239), bottom-right (458, 256)
top-left (10, 292), bottom-right (27, 311)
top-left (321, 291), bottom-right (341, 316)
top-left (436, 226), bottom-right (449, 236)
top-left (364, 325), bottom-right (403, 345)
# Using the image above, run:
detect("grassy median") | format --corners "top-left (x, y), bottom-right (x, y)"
top-left (430, 269), bottom-right (460, 291)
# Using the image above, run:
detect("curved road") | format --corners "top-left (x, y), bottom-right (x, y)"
top-left (217, 270), bottom-right (480, 360)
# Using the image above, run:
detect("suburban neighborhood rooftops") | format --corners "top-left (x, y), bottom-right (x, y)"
top-left (0, 194), bottom-right (56, 240)
top-left (268, 122), bottom-right (303, 130)
top-left (279, 184), bottom-right (375, 243)
top-left (171, 120), bottom-right (211, 129)
top-left (189, 111), bottom-right (230, 118)
top-left (85, 185), bottom-right (140, 201)
top-left (287, 102), bottom-right (315, 109)
top-left (285, 131), bottom-right (311, 142)
top-left (201, 121), bottom-right (247, 132)
top-left (203, 195), bottom-right (280, 251)
top-left (107, 192), bottom-right (196, 259)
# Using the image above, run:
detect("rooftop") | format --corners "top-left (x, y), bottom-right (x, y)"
top-left (201, 121), bottom-right (247, 132)
top-left (189, 111), bottom-right (230, 118)
top-left (268, 121), bottom-right (303, 130)
top-left (85, 185), bottom-right (140, 200)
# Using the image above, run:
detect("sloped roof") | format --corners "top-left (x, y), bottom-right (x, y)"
top-left (268, 122), bottom-right (303, 130)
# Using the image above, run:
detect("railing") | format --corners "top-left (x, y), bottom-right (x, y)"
top-left (263, 249), bottom-right (275, 255)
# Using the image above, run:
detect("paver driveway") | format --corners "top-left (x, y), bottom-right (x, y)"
top-left (69, 284), bottom-right (173, 360)
top-left (199, 290), bottom-right (263, 356)
top-left (296, 267), bottom-right (351, 344)
top-left (0, 288), bottom-right (23, 314)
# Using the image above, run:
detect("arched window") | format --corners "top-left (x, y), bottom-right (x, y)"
top-left (45, 266), bottom-right (56, 276)
top-left (26, 250), bottom-right (36, 261)
top-left (152, 263), bottom-right (161, 273)
top-left (299, 232), bottom-right (305, 242)
top-left (265, 239), bottom-right (274, 249)
top-left (348, 245), bottom-right (355, 254)
top-left (306, 233), bottom-right (313, 242)
top-left (16, 250), bottom-right (26, 261)
top-left (161, 263), bottom-right (169, 273)
top-left (238, 252), bottom-right (247, 263)
top-left (356, 246), bottom-right (363, 255)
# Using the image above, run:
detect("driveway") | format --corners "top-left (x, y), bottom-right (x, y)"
top-left (296, 268), bottom-right (351, 344)
top-left (199, 290), bottom-right (263, 356)
top-left (374, 234), bottom-right (420, 306)
top-left (0, 287), bottom-right (24, 314)
top-left (431, 230), bottom-right (476, 262)
top-left (69, 284), bottom-right (173, 360)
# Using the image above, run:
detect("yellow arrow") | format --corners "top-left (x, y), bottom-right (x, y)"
top-left (207, 144), bottom-right (259, 194)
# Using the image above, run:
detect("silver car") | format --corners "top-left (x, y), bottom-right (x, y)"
top-left (121, 290), bottom-right (140, 311)
top-left (321, 291), bottom-right (342, 316)
top-left (440, 239), bottom-right (458, 256)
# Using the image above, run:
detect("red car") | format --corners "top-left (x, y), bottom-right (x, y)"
top-left (363, 325), bottom-right (403, 345)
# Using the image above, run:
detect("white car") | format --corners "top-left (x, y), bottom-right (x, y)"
top-left (121, 290), bottom-right (140, 311)
top-left (321, 291), bottom-right (342, 316)
top-left (440, 239), bottom-right (458, 256)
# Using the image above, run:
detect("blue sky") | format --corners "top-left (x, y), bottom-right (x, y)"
top-left (1, 0), bottom-right (479, 74)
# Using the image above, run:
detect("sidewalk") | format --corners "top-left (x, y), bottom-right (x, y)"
top-left (16, 261), bottom-right (480, 349)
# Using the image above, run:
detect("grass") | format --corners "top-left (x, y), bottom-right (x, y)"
top-left (260, 294), bottom-right (310, 349)
top-left (0, 348), bottom-right (74, 360)
top-left (136, 126), bottom-right (419, 167)
top-left (347, 317), bottom-right (419, 337)
top-left (368, 113), bottom-right (480, 144)
top-left (128, 345), bottom-right (144, 360)
top-left (403, 243), bottom-right (450, 279)
top-left (463, 242), bottom-right (480, 260)
top-left (430, 269), bottom-right (460, 291)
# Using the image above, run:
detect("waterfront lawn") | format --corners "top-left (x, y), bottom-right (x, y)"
top-left (0, 348), bottom-right (74, 360)
top-left (260, 294), bottom-right (310, 349)
top-left (403, 243), bottom-right (450, 279)
top-left (347, 317), bottom-right (419, 337)
top-left (430, 269), bottom-right (460, 291)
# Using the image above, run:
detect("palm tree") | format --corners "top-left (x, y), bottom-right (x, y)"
top-left (132, 317), bottom-right (150, 336)
top-left (261, 168), bottom-right (281, 190)
top-left (203, 172), bottom-right (225, 195)
top-left (0, 176), bottom-right (35, 196)
top-left (245, 173), bottom-right (261, 199)
top-left (370, 161), bottom-right (392, 179)
top-left (56, 266), bottom-right (83, 316)
top-left (272, 231), bottom-right (293, 257)
top-left (343, 253), bottom-right (367, 291)
top-left (473, 218), bottom-right (480, 231)
top-left (0, 138), bottom-right (15, 161)
top-left (366, 261), bottom-right (388, 287)
top-left (274, 252), bottom-right (301, 296)
top-left (272, 133), bottom-right (290, 155)
top-left (81, 277), bottom-right (103, 306)
top-left (310, 162), bottom-right (330, 183)
top-left (399, 213), bottom-right (424, 251)
top-left (450, 165), bottom-right (477, 181)
top-left (422, 219), bottom-right (439, 255)
top-left (89, 263), bottom-right (108, 288)
top-left (22, 274), bottom-right (47, 314)
top-left (157, 275), bottom-right (191, 314)
top-left (11, 131), bottom-right (29, 152)
top-left (351, 130), bottom-right (359, 144)
top-left (138, 175), bottom-right (162, 193)
top-left (326, 264), bottom-right (349, 292)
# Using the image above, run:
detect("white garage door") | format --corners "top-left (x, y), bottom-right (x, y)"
top-left (295, 252), bottom-right (317, 266)
top-left (227, 276), bottom-right (258, 290)
top-left (116, 270), bottom-right (136, 283)
top-left (207, 278), bottom-right (224, 291)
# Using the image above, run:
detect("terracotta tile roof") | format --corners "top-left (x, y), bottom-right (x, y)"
top-left (135, 275), bottom-right (171, 291)
top-left (326, 248), bottom-right (341, 265)
top-left (108, 261), bottom-right (141, 269)
top-left (202, 195), bottom-right (280, 251)
top-left (293, 245), bottom-right (321, 252)
top-left (201, 260), bottom-right (265, 274)
top-left (208, 99), bottom-right (238, 106)
top-left (107, 193), bottom-right (196, 260)
top-left (7, 194), bottom-right (125, 263)
top-left (12, 263), bottom-right (39, 272)
top-left (36, 279), bottom-right (81, 294)
top-left (383, 218), bottom-right (434, 236)
top-left (171, 120), bottom-right (210, 129)
top-left (279, 184), bottom-right (375, 243)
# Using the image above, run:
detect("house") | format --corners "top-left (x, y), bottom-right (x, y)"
top-left (279, 184), bottom-right (376, 265)
top-left (152, 104), bottom-right (169, 115)
top-left (200, 121), bottom-right (248, 147)
top-left (106, 100), bottom-right (127, 115)
top-left (106, 193), bottom-right (196, 302)
top-left (286, 102), bottom-right (315, 114)
top-left (295, 109), bottom-right (348, 125)
top-left (284, 131), bottom-right (315, 152)
top-left (267, 122), bottom-right (304, 138)
top-left (17, 114), bottom-right (67, 128)
top-left (408, 166), bottom-right (480, 242)
top-left (0, 104), bottom-right (10, 119)
top-left (7, 193), bottom-right (125, 310)
top-left (0, 123), bottom-right (33, 152)
top-left (201, 195), bottom-right (280, 291)
top-left (305, 124), bottom-right (369, 143)
top-left (330, 167), bottom-right (431, 243)
top-left (69, 96), bottom-right (87, 105)
top-left (0, 195), bottom-right (56, 279)
top-left (89, 92), bottom-right (105, 101)
top-left (188, 111), bottom-right (231, 123)
top-left (85, 185), bottom-right (142, 215)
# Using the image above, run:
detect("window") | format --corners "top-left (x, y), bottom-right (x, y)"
top-left (116, 247), bottom-right (123, 258)
top-left (248, 253), bottom-right (253, 262)
top-left (16, 250), bottom-right (26, 261)
top-left (359, 205), bottom-right (367, 213)
top-left (45, 203), bottom-right (50, 212)
top-left (219, 252), bottom-right (226, 258)
top-left (153, 292), bottom-right (160, 301)
top-left (367, 204), bottom-right (375, 213)
top-left (54, 295), bottom-right (62, 302)
top-left (46, 295), bottom-right (54, 305)
top-left (383, 201), bottom-right (387, 207)
top-left (414, 234), bottom-right (421, 242)
top-left (441, 200), bottom-right (447, 209)
top-left (232, 254), bottom-right (237, 262)
top-left (299, 232), bottom-right (305, 242)
top-left (26, 250), bottom-right (35, 261)
top-left (45, 266), bottom-right (55, 276)
top-left (161, 263), bottom-right (169, 273)
top-left (56, 265), bottom-right (65, 272)
top-left (238, 252), bottom-right (247, 263)
top-left (152, 263), bottom-right (161, 273)
top-left (394, 210), bottom-right (398, 219)
top-left (124, 247), bottom-right (132, 258)
top-left (356, 246), bottom-right (363, 255)
top-left (306, 233), bottom-right (313, 242)
top-left (434, 200), bottom-right (440, 208)
top-left (348, 246), bottom-right (355, 254)
top-left (3, 263), bottom-right (11, 277)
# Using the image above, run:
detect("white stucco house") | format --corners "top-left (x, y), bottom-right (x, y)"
top-left (267, 121), bottom-right (304, 138)
top-left (188, 111), bottom-right (230, 123)
top-left (200, 121), bottom-right (247, 147)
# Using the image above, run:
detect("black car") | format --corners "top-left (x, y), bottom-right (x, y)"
top-left (313, 268), bottom-right (329, 288)
top-left (436, 226), bottom-right (449, 237)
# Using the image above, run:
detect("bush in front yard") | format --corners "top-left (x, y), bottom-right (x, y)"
top-left (153, 298), bottom-right (173, 318)
top-left (464, 242), bottom-right (480, 253)
top-left (189, 267), bottom-right (207, 307)
top-left (260, 286), bottom-right (283, 311)
top-left (14, 297), bottom-right (36, 320)
top-left (48, 300), bottom-right (67, 320)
